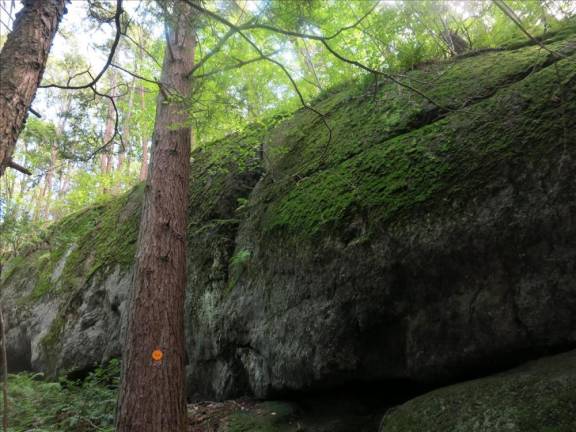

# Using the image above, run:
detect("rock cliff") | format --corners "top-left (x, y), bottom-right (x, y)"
top-left (1, 23), bottom-right (576, 429)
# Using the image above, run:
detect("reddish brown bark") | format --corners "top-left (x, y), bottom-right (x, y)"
top-left (0, 0), bottom-right (67, 177)
top-left (115, 3), bottom-right (196, 431)
top-left (117, 81), bottom-right (136, 172)
top-left (138, 33), bottom-right (149, 182)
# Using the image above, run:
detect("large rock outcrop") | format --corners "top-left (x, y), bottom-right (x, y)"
top-left (1, 24), bottom-right (576, 409)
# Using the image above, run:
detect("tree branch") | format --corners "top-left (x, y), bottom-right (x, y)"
top-left (183, 0), bottom-right (443, 108)
top-left (121, 31), bottom-right (162, 68)
top-left (39, 0), bottom-right (124, 90)
top-left (28, 107), bottom-right (41, 118)
top-left (493, 0), bottom-right (566, 58)
top-left (194, 49), bottom-right (280, 79)
top-left (7, 159), bottom-right (32, 175)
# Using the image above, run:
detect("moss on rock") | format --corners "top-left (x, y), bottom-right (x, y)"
top-left (380, 350), bottom-right (576, 432)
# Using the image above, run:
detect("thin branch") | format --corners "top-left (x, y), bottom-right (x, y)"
top-left (7, 160), bottom-right (32, 175)
top-left (183, 0), bottom-right (443, 108)
top-left (39, 0), bottom-right (124, 90)
top-left (0, 3), bottom-right (13, 22)
top-left (111, 63), bottom-right (162, 87)
top-left (185, 0), bottom-right (377, 42)
top-left (92, 87), bottom-right (124, 156)
top-left (122, 31), bottom-right (162, 68)
top-left (28, 107), bottom-right (41, 118)
top-left (236, 30), bottom-right (333, 151)
top-left (194, 50), bottom-right (280, 79)
top-left (493, 0), bottom-right (566, 58)
top-left (319, 39), bottom-right (444, 107)
top-left (0, 18), bottom-right (11, 32)
top-left (187, 27), bottom-right (241, 77)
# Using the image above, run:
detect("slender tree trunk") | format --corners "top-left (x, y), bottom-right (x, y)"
top-left (59, 165), bottom-right (69, 198)
top-left (101, 72), bottom-right (117, 179)
top-left (0, 0), bottom-right (67, 177)
top-left (42, 142), bottom-right (58, 218)
top-left (117, 80), bottom-right (136, 172)
top-left (115, 3), bottom-right (196, 431)
top-left (139, 134), bottom-right (149, 181)
top-left (138, 33), bottom-right (149, 182)
top-left (0, 303), bottom-right (8, 432)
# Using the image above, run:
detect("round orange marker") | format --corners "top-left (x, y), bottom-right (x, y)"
top-left (151, 349), bottom-right (164, 362)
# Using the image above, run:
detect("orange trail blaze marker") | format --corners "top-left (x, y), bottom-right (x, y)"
top-left (151, 349), bottom-right (164, 362)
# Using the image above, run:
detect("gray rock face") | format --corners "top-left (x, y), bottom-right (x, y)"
top-left (1, 260), bottom-right (131, 376)
top-left (186, 153), bottom-right (576, 400)
top-left (1, 31), bottom-right (576, 408)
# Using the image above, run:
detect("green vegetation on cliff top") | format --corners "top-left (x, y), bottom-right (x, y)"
top-left (2, 21), bottom-right (575, 297)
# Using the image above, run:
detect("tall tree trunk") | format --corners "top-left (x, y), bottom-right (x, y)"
top-left (116, 80), bottom-right (136, 176)
top-left (1, 303), bottom-right (8, 432)
top-left (101, 72), bottom-right (117, 179)
top-left (138, 32), bottom-right (149, 182)
top-left (115, 3), bottom-right (196, 431)
top-left (42, 142), bottom-right (58, 218)
top-left (0, 0), bottom-right (67, 177)
top-left (117, 80), bottom-right (136, 172)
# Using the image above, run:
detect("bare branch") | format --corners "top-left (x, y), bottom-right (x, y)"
top-left (194, 49), bottom-right (281, 79)
top-left (235, 30), bottom-right (333, 151)
top-left (185, 0), bottom-right (377, 42)
top-left (183, 0), bottom-right (443, 108)
top-left (7, 159), bottom-right (32, 175)
top-left (187, 27), bottom-right (241, 77)
top-left (122, 31), bottom-right (162, 68)
top-left (39, 0), bottom-right (124, 90)
top-left (493, 0), bottom-right (566, 58)
top-left (28, 107), bottom-right (41, 118)
top-left (111, 63), bottom-right (163, 87)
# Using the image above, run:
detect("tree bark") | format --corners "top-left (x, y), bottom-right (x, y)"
top-left (0, 0), bottom-right (67, 177)
top-left (115, 2), bottom-right (196, 430)
top-left (118, 80), bottom-right (137, 172)
top-left (138, 31), bottom-right (149, 182)
top-left (101, 73), bottom-right (117, 178)
top-left (0, 299), bottom-right (8, 432)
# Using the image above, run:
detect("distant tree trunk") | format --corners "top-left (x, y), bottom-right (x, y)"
top-left (293, 38), bottom-right (323, 91)
top-left (115, 2), bottom-right (196, 431)
top-left (42, 142), bottom-right (58, 218)
top-left (138, 34), bottom-right (149, 182)
top-left (1, 303), bottom-right (8, 432)
top-left (118, 80), bottom-right (137, 172)
top-left (101, 98), bottom-right (116, 178)
top-left (0, 0), bottom-right (67, 177)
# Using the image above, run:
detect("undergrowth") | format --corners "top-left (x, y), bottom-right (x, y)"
top-left (0, 360), bottom-right (119, 432)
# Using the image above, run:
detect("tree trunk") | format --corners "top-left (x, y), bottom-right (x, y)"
top-left (101, 75), bottom-right (117, 178)
top-left (42, 142), bottom-right (58, 218)
top-left (0, 0), bottom-right (67, 177)
top-left (115, 2), bottom-right (196, 431)
top-left (1, 302), bottom-right (8, 432)
top-left (138, 33), bottom-right (149, 182)
top-left (118, 80), bottom-right (137, 172)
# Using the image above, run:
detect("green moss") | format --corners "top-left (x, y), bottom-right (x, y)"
top-left (257, 38), bottom-right (576, 239)
top-left (17, 185), bottom-right (144, 305)
top-left (228, 401), bottom-right (297, 432)
top-left (380, 351), bottom-right (576, 432)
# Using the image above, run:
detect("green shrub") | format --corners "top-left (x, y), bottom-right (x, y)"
top-left (0, 359), bottom-right (119, 432)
